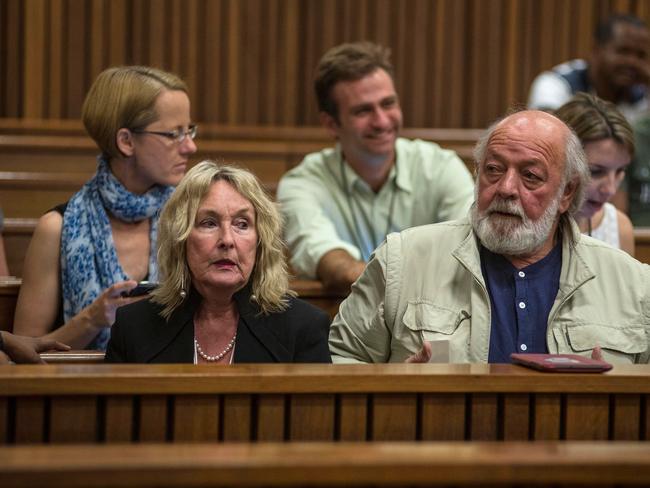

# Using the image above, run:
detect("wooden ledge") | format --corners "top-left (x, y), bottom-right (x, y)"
top-left (2, 363), bottom-right (650, 395)
top-left (40, 350), bottom-right (105, 364)
top-left (1, 442), bottom-right (649, 486)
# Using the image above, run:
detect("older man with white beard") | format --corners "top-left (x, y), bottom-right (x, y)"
top-left (329, 110), bottom-right (650, 364)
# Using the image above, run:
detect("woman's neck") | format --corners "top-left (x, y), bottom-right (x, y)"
top-left (109, 157), bottom-right (151, 195)
top-left (195, 296), bottom-right (238, 323)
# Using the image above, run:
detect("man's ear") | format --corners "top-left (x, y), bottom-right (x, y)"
top-left (116, 128), bottom-right (135, 157)
top-left (559, 178), bottom-right (578, 214)
top-left (320, 112), bottom-right (340, 140)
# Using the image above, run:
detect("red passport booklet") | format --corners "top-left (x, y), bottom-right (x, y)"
top-left (510, 353), bottom-right (613, 373)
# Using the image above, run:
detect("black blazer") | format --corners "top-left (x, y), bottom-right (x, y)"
top-left (105, 287), bottom-right (332, 363)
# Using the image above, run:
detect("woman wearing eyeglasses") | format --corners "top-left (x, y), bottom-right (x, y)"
top-left (13, 66), bottom-right (198, 350)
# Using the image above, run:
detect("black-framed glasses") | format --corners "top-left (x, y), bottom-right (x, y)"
top-left (131, 124), bottom-right (198, 143)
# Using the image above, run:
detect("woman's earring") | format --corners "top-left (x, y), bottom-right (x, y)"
top-left (180, 288), bottom-right (187, 299)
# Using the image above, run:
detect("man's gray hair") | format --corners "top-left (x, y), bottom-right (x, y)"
top-left (473, 114), bottom-right (590, 238)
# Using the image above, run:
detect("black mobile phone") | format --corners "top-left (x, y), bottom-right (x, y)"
top-left (122, 281), bottom-right (158, 297)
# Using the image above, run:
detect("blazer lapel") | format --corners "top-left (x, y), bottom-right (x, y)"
top-left (140, 294), bottom-right (197, 363)
top-left (233, 289), bottom-right (291, 363)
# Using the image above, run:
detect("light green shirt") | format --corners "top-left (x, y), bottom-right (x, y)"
top-left (277, 138), bottom-right (474, 278)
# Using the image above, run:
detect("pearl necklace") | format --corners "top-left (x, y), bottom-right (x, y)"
top-left (194, 333), bottom-right (237, 362)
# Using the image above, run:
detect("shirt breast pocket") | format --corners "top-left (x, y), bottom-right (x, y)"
top-left (403, 301), bottom-right (470, 342)
top-left (555, 323), bottom-right (647, 364)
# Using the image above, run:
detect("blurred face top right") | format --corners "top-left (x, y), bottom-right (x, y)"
top-left (592, 17), bottom-right (650, 96)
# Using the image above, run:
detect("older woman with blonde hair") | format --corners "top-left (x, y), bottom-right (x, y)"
top-left (555, 92), bottom-right (635, 255)
top-left (105, 161), bottom-right (331, 363)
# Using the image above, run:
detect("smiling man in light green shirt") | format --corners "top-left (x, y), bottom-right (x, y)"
top-left (277, 42), bottom-right (474, 291)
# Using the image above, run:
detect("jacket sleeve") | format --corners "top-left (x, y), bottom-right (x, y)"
top-left (328, 242), bottom-right (392, 363)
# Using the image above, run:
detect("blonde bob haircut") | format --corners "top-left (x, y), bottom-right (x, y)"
top-left (82, 66), bottom-right (188, 160)
top-left (152, 161), bottom-right (292, 319)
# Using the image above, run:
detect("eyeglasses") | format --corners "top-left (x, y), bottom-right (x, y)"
top-left (131, 125), bottom-right (198, 143)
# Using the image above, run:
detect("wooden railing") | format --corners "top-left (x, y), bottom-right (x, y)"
top-left (1, 441), bottom-right (649, 487)
top-left (2, 363), bottom-right (649, 444)
top-left (39, 350), bottom-right (105, 364)
top-left (0, 121), bottom-right (479, 219)
top-left (6, 215), bottom-right (650, 279)
top-left (0, 277), bottom-right (343, 332)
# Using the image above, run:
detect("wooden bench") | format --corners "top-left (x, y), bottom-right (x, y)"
top-left (0, 172), bottom-right (278, 220)
top-left (0, 122), bottom-right (479, 219)
top-left (7, 220), bottom-right (650, 281)
top-left (0, 277), bottom-right (344, 332)
top-left (1, 441), bottom-right (649, 487)
top-left (2, 363), bottom-right (649, 444)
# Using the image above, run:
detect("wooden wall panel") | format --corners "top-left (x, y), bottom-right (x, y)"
top-left (338, 394), bottom-right (368, 441)
top-left (49, 395), bottom-right (97, 443)
top-left (104, 396), bottom-right (134, 443)
top-left (289, 394), bottom-right (335, 441)
top-left (421, 393), bottom-right (466, 441)
top-left (138, 395), bottom-right (168, 442)
top-left (14, 396), bottom-right (46, 444)
top-left (222, 394), bottom-right (252, 441)
top-left (0, 398), bottom-right (7, 443)
top-left (370, 393), bottom-right (417, 441)
top-left (256, 394), bottom-right (285, 441)
top-left (172, 395), bottom-right (220, 442)
top-left (2, 0), bottom-right (650, 128)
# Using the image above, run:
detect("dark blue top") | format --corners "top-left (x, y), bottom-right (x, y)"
top-left (481, 243), bottom-right (562, 363)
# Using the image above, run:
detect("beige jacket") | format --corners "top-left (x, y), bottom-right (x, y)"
top-left (329, 218), bottom-right (650, 364)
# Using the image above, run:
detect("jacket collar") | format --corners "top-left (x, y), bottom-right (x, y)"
top-left (139, 292), bottom-right (197, 363)
top-left (452, 215), bottom-right (595, 294)
top-left (232, 285), bottom-right (291, 362)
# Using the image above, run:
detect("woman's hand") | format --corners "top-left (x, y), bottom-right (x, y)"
top-left (0, 332), bottom-right (70, 364)
top-left (80, 280), bottom-right (146, 330)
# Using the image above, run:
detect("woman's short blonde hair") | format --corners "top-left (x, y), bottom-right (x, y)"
top-left (82, 66), bottom-right (188, 160)
top-left (153, 161), bottom-right (292, 319)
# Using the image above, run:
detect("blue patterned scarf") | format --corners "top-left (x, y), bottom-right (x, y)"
top-left (60, 157), bottom-right (174, 350)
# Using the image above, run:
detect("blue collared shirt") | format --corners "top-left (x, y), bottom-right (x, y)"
top-left (481, 243), bottom-right (562, 363)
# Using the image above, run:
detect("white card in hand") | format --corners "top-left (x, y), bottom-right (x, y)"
top-left (427, 340), bottom-right (450, 363)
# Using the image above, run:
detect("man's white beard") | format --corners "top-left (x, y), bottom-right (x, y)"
top-left (470, 191), bottom-right (562, 256)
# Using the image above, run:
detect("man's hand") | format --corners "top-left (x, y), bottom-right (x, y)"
top-left (591, 345), bottom-right (603, 361)
top-left (405, 342), bottom-right (432, 363)
top-left (1, 332), bottom-right (70, 364)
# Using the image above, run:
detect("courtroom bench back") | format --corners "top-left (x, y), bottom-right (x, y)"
top-left (1, 363), bottom-right (649, 445)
